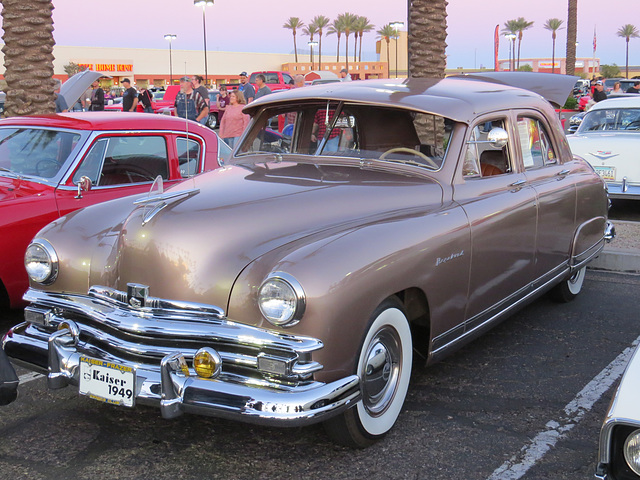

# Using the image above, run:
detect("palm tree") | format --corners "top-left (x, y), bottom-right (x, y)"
top-left (377, 24), bottom-right (395, 78)
top-left (544, 18), bottom-right (564, 74)
top-left (283, 17), bottom-right (305, 63)
top-left (513, 17), bottom-right (534, 68)
top-left (354, 16), bottom-right (374, 64)
top-left (502, 20), bottom-right (519, 71)
top-left (339, 12), bottom-right (358, 73)
top-left (565, 0), bottom-right (577, 76)
top-left (327, 18), bottom-right (344, 62)
top-left (310, 15), bottom-right (330, 70)
top-left (617, 24), bottom-right (640, 79)
top-left (408, 0), bottom-right (448, 78)
top-left (302, 24), bottom-right (319, 68)
top-left (1, 0), bottom-right (56, 116)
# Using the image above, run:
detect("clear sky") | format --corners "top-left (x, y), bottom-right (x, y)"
top-left (23, 0), bottom-right (640, 70)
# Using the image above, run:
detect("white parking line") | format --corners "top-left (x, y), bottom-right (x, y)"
top-left (19, 372), bottom-right (43, 385)
top-left (487, 335), bottom-right (640, 480)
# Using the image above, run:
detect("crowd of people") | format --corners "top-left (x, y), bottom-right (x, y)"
top-left (53, 67), bottom-right (357, 148)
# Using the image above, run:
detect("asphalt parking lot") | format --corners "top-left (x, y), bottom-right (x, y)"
top-left (1, 269), bottom-right (639, 480)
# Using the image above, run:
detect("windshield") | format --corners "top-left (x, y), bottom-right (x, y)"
top-left (0, 127), bottom-right (82, 178)
top-left (578, 108), bottom-right (640, 132)
top-left (235, 102), bottom-right (454, 170)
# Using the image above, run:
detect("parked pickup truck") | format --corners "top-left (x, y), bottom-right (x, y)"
top-left (249, 71), bottom-right (295, 92)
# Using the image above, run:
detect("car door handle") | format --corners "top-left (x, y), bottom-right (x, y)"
top-left (510, 179), bottom-right (526, 187)
top-left (556, 169), bottom-right (570, 176)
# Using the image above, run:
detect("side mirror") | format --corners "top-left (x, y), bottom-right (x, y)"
top-left (74, 176), bottom-right (92, 199)
top-left (487, 127), bottom-right (509, 148)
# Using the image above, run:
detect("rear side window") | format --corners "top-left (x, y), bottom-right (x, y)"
top-left (516, 117), bottom-right (557, 169)
top-left (176, 137), bottom-right (202, 178)
top-left (74, 136), bottom-right (169, 186)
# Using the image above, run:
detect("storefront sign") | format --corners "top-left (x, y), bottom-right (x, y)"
top-left (76, 63), bottom-right (134, 73)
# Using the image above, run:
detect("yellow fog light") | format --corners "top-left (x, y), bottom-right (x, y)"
top-left (193, 348), bottom-right (222, 378)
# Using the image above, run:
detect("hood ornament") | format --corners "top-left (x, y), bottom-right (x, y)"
top-left (133, 175), bottom-right (200, 226)
top-left (127, 283), bottom-right (149, 308)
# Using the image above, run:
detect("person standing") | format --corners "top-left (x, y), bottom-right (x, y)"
top-left (216, 86), bottom-right (230, 126)
top-left (593, 80), bottom-right (607, 103)
top-left (192, 75), bottom-right (210, 125)
top-left (339, 68), bottom-right (352, 82)
top-left (88, 80), bottom-right (104, 111)
top-left (610, 82), bottom-right (625, 95)
top-left (54, 79), bottom-right (68, 113)
top-left (121, 78), bottom-right (138, 112)
top-left (627, 81), bottom-right (640, 94)
top-left (254, 74), bottom-right (272, 100)
top-left (238, 72), bottom-right (255, 103)
top-left (174, 76), bottom-right (208, 123)
top-left (138, 88), bottom-right (154, 113)
top-left (218, 90), bottom-right (249, 147)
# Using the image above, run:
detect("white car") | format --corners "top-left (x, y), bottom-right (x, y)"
top-left (568, 96), bottom-right (640, 199)
top-left (596, 343), bottom-right (640, 479)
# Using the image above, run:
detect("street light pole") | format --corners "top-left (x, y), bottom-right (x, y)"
top-left (194, 0), bottom-right (214, 87)
top-left (504, 33), bottom-right (516, 71)
top-left (390, 22), bottom-right (404, 78)
top-left (163, 34), bottom-right (177, 85)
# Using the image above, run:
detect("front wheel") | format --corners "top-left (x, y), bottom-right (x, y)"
top-left (324, 298), bottom-right (412, 448)
top-left (206, 113), bottom-right (218, 129)
top-left (550, 266), bottom-right (586, 303)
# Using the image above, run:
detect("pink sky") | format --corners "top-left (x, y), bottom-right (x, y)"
top-left (29, 0), bottom-right (640, 70)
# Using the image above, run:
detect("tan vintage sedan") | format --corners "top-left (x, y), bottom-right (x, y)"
top-left (2, 74), bottom-right (614, 448)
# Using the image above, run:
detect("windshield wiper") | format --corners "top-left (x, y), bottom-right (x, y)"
top-left (0, 166), bottom-right (22, 179)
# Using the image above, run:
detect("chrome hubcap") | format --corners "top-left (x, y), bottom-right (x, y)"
top-left (361, 327), bottom-right (401, 417)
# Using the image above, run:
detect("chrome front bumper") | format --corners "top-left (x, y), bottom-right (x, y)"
top-left (2, 287), bottom-right (361, 426)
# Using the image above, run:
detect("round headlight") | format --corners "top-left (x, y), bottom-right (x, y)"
top-left (258, 273), bottom-right (305, 327)
top-left (24, 239), bottom-right (58, 285)
top-left (624, 429), bottom-right (640, 475)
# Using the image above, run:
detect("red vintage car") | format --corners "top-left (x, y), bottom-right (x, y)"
top-left (0, 112), bottom-right (230, 308)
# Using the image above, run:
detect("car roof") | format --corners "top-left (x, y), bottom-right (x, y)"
top-left (0, 112), bottom-right (216, 133)
top-left (243, 76), bottom-right (567, 124)
top-left (589, 96), bottom-right (640, 110)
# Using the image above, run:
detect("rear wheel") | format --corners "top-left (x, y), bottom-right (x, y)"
top-left (206, 113), bottom-right (218, 129)
top-left (550, 266), bottom-right (586, 303)
top-left (324, 298), bottom-right (412, 448)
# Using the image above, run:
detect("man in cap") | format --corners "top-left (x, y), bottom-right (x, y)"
top-left (593, 80), bottom-right (607, 103)
top-left (339, 68), bottom-right (352, 82)
top-left (174, 75), bottom-right (208, 123)
top-left (238, 71), bottom-right (255, 103)
top-left (121, 78), bottom-right (138, 112)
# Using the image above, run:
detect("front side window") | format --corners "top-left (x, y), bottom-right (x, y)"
top-left (73, 135), bottom-right (168, 186)
top-left (0, 128), bottom-right (81, 179)
top-left (516, 117), bottom-right (557, 169)
top-left (463, 119), bottom-right (512, 178)
top-left (236, 102), bottom-right (452, 170)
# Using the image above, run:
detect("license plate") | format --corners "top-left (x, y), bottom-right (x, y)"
top-left (594, 166), bottom-right (615, 181)
top-left (79, 356), bottom-right (136, 407)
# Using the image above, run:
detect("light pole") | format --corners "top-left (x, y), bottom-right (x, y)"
top-left (504, 33), bottom-right (516, 71)
top-left (308, 41), bottom-right (318, 70)
top-left (163, 34), bottom-right (177, 85)
top-left (390, 21), bottom-right (404, 78)
top-left (194, 0), bottom-right (214, 87)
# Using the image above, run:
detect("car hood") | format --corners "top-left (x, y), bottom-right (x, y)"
top-left (105, 161), bottom-right (444, 307)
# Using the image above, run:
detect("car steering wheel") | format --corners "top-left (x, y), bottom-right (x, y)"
top-left (35, 159), bottom-right (62, 176)
top-left (379, 147), bottom-right (439, 169)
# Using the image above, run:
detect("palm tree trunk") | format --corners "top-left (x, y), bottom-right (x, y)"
top-left (345, 34), bottom-right (350, 72)
top-left (1, 0), bottom-right (56, 116)
top-left (319, 34), bottom-right (323, 70)
top-left (359, 33), bottom-right (363, 63)
top-left (517, 33), bottom-right (522, 69)
top-left (566, 0), bottom-right (577, 75)
top-left (336, 35), bottom-right (341, 62)
top-left (408, 0), bottom-right (448, 78)
top-left (293, 33), bottom-right (298, 63)
top-left (552, 34), bottom-right (556, 74)
top-left (354, 35), bottom-right (358, 63)
top-left (386, 39), bottom-right (390, 78)
top-left (626, 38), bottom-right (630, 78)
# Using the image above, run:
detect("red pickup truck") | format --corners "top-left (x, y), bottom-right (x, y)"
top-left (249, 71), bottom-right (295, 92)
